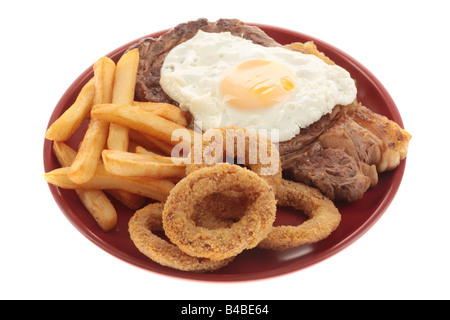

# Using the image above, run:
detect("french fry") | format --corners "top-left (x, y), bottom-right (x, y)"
top-left (92, 103), bottom-right (195, 148)
top-left (108, 123), bottom-right (129, 151)
top-left (44, 165), bottom-right (175, 203)
top-left (76, 188), bottom-right (117, 231)
top-left (129, 129), bottom-right (167, 155)
top-left (96, 52), bottom-right (147, 206)
top-left (68, 57), bottom-right (115, 184)
top-left (54, 142), bottom-right (145, 210)
top-left (46, 50), bottom-right (191, 225)
top-left (52, 141), bottom-right (78, 165)
top-left (67, 118), bottom-right (109, 183)
top-left (131, 130), bottom-right (189, 157)
top-left (90, 52), bottom-right (147, 207)
top-left (52, 142), bottom-right (117, 232)
top-left (112, 48), bottom-right (139, 105)
top-left (107, 48), bottom-right (140, 151)
top-left (45, 78), bottom-right (95, 141)
top-left (134, 145), bottom-right (161, 156)
top-left (127, 139), bottom-right (140, 153)
top-left (143, 133), bottom-right (181, 156)
top-left (92, 57), bottom-right (116, 106)
top-left (132, 101), bottom-right (189, 127)
top-left (104, 189), bottom-right (146, 210)
top-left (102, 150), bottom-right (186, 179)
top-left (105, 149), bottom-right (177, 164)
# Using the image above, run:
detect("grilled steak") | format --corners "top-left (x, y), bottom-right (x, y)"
top-left (129, 19), bottom-right (410, 203)
top-left (281, 102), bottom-right (410, 201)
top-left (279, 105), bottom-right (341, 157)
top-left (282, 142), bottom-right (371, 202)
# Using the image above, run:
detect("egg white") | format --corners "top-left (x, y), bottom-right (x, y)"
top-left (160, 30), bottom-right (357, 142)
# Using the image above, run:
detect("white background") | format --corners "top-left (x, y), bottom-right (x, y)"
top-left (1, 0), bottom-right (449, 300)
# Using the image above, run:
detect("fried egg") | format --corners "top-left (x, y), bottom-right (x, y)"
top-left (160, 30), bottom-right (357, 142)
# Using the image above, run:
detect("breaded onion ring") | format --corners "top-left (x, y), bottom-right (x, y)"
top-left (162, 164), bottom-right (277, 260)
top-left (258, 179), bottom-right (341, 251)
top-left (186, 127), bottom-right (282, 191)
top-left (129, 202), bottom-right (234, 272)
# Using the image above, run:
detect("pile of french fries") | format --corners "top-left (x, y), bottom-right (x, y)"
top-left (44, 49), bottom-right (193, 232)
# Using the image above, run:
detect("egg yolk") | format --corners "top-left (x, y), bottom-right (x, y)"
top-left (219, 59), bottom-right (297, 111)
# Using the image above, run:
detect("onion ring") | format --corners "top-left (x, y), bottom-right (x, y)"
top-left (258, 179), bottom-right (341, 251)
top-left (162, 163), bottom-right (277, 260)
top-left (186, 127), bottom-right (282, 191)
top-left (128, 202), bottom-right (234, 272)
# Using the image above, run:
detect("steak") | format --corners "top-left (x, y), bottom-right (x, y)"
top-left (279, 102), bottom-right (381, 202)
top-left (130, 18), bottom-right (280, 103)
top-left (279, 105), bottom-right (341, 157)
top-left (318, 112), bottom-right (382, 167)
top-left (282, 142), bottom-right (371, 202)
top-left (129, 19), bottom-right (410, 203)
top-left (281, 102), bottom-right (411, 201)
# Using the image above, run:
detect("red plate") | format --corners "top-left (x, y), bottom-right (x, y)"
top-left (43, 23), bottom-right (406, 281)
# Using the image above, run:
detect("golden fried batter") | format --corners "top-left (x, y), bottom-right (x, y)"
top-left (129, 202), bottom-right (234, 272)
top-left (258, 179), bottom-right (341, 251)
top-left (163, 164), bottom-right (277, 260)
